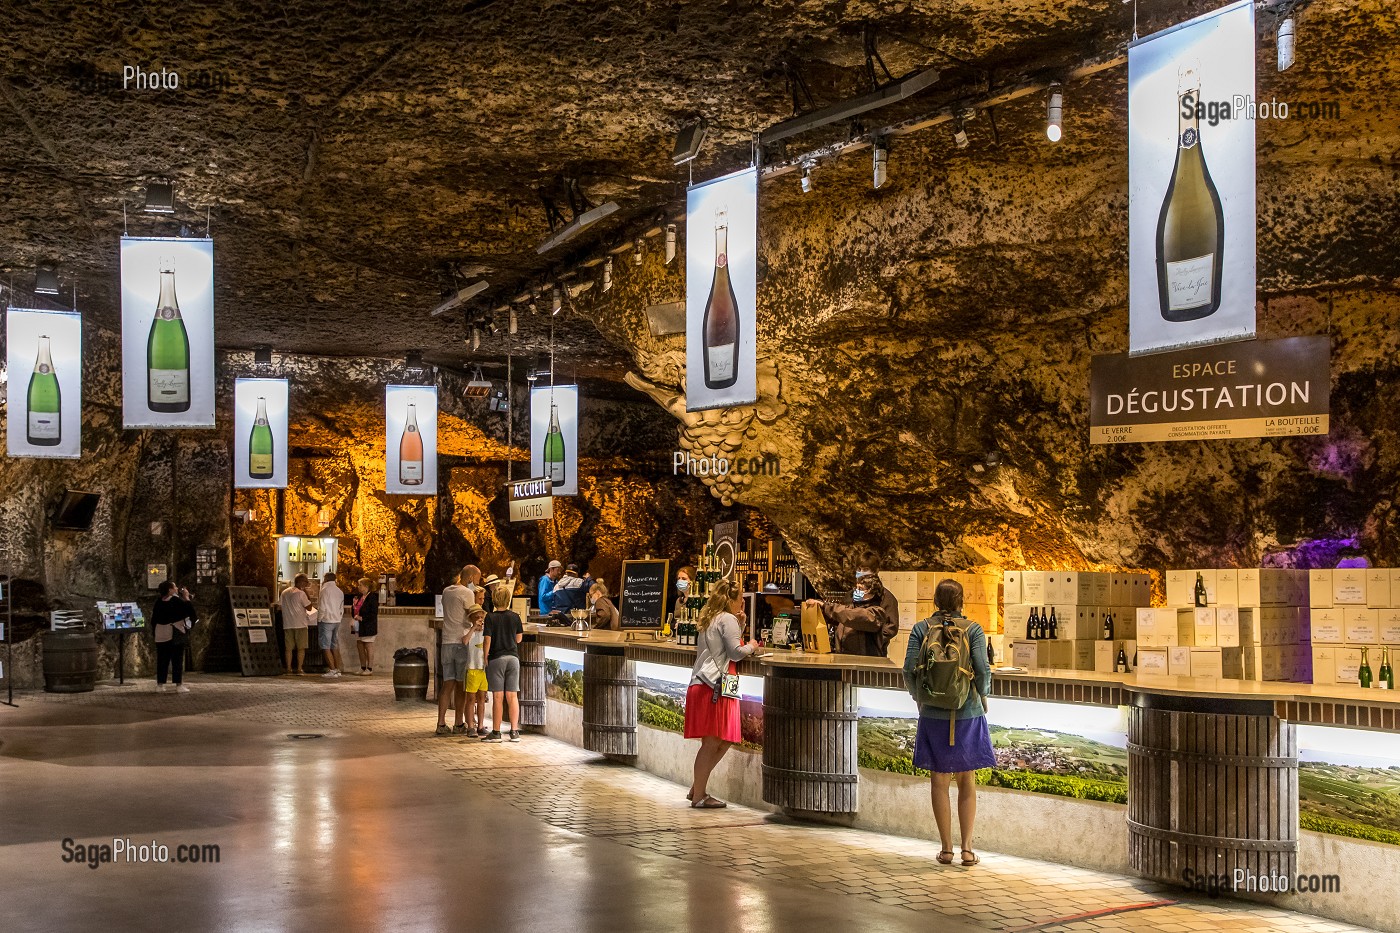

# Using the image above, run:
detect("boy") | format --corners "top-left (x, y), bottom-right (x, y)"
top-left (463, 605), bottom-right (490, 737)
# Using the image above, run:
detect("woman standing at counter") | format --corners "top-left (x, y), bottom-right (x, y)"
top-left (352, 577), bottom-right (380, 675)
top-left (684, 579), bottom-right (759, 809)
top-left (903, 578), bottom-right (994, 867)
top-left (673, 565), bottom-right (694, 621)
top-left (589, 581), bottom-right (620, 631)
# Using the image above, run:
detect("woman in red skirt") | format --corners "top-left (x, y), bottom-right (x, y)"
top-left (683, 579), bottom-right (758, 809)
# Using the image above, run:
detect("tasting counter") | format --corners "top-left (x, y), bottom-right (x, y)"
top-left (527, 623), bottom-right (1400, 887)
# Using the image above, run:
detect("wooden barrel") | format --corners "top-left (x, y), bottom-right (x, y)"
top-left (583, 646), bottom-right (636, 758)
top-left (1128, 693), bottom-right (1297, 888)
top-left (762, 667), bottom-right (859, 814)
top-left (392, 652), bottom-right (430, 701)
top-left (43, 630), bottom-right (99, 693)
top-left (519, 640), bottom-right (546, 729)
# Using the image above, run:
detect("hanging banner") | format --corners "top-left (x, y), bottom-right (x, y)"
top-left (233, 378), bottom-right (289, 489)
top-left (686, 166), bottom-right (758, 411)
top-left (6, 308), bottom-right (82, 459)
top-left (1090, 335), bottom-right (1329, 444)
top-left (385, 385), bottom-right (438, 495)
top-left (120, 236), bottom-right (216, 427)
top-left (1128, 0), bottom-right (1255, 356)
top-left (530, 384), bottom-right (579, 497)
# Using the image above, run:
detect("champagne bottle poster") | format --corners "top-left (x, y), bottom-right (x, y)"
top-left (385, 385), bottom-right (438, 495)
top-left (529, 384), bottom-right (579, 497)
top-left (685, 166), bottom-right (758, 412)
top-left (120, 236), bottom-right (216, 427)
top-left (233, 378), bottom-right (289, 489)
top-left (5, 308), bottom-right (82, 459)
top-left (1127, 0), bottom-right (1255, 357)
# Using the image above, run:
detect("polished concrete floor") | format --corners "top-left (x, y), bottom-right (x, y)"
top-left (0, 677), bottom-right (1375, 933)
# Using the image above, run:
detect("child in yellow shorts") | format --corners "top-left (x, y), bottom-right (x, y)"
top-left (464, 608), bottom-right (490, 737)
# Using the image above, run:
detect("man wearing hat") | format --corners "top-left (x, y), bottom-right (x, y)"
top-left (537, 560), bottom-right (565, 614)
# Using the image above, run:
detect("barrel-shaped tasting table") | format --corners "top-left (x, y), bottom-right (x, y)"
top-left (583, 643), bottom-right (637, 759)
top-left (762, 665), bottom-right (860, 815)
top-left (519, 637), bottom-right (547, 730)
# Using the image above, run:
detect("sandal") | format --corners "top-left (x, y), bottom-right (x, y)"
top-left (691, 795), bottom-right (727, 809)
top-left (961, 850), bottom-right (979, 866)
top-left (936, 850), bottom-right (955, 865)
top-left (686, 789), bottom-right (694, 801)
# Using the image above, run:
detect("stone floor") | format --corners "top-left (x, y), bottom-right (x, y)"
top-left (0, 674), bottom-right (1374, 933)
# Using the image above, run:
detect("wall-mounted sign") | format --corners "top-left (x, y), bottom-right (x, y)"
top-left (121, 236), bottom-right (216, 427)
top-left (385, 385), bottom-right (438, 495)
top-left (1128, 0), bottom-right (1255, 356)
top-left (530, 384), bottom-right (579, 497)
top-left (146, 563), bottom-right (169, 589)
top-left (713, 520), bottom-right (739, 580)
top-left (6, 308), bottom-right (82, 459)
top-left (686, 166), bottom-right (758, 411)
top-left (1090, 335), bottom-right (1329, 444)
top-left (233, 378), bottom-right (289, 488)
top-left (508, 476), bottom-right (554, 522)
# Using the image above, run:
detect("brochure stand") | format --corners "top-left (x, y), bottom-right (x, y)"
top-left (229, 586), bottom-right (282, 676)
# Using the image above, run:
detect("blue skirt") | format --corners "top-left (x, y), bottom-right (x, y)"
top-left (914, 715), bottom-right (996, 774)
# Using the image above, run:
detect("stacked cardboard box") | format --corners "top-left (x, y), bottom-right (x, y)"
top-left (1003, 570), bottom-right (1149, 673)
top-left (1139, 569), bottom-right (1310, 681)
top-left (882, 570), bottom-right (1001, 662)
top-left (1307, 568), bottom-right (1400, 687)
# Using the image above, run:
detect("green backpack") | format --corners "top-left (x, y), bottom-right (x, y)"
top-left (911, 614), bottom-right (977, 745)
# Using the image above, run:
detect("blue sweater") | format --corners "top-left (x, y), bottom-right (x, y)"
top-left (537, 576), bottom-right (557, 614)
top-left (902, 613), bottom-right (992, 721)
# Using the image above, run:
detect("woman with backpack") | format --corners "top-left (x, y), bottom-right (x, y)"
top-left (903, 578), bottom-right (995, 867)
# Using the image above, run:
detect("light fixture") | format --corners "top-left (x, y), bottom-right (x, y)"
top-left (665, 224), bottom-right (677, 264)
top-left (508, 306), bottom-right (518, 335)
top-left (800, 163), bottom-right (814, 193)
top-left (872, 141), bottom-right (888, 189)
top-left (672, 118), bottom-right (708, 165)
top-left (535, 201), bottom-right (620, 255)
top-left (551, 285), bottom-right (562, 315)
top-left (1046, 81), bottom-right (1063, 142)
top-left (34, 266), bottom-right (60, 296)
top-left (465, 366), bottom-right (492, 399)
top-left (953, 121), bottom-right (969, 149)
top-left (528, 292), bottom-right (539, 314)
top-left (431, 279), bottom-right (489, 317)
top-left (470, 326), bottom-right (481, 351)
top-left (634, 238), bottom-right (644, 266)
top-left (602, 257), bottom-right (613, 292)
top-left (143, 181), bottom-right (175, 214)
top-left (1277, 16), bottom-right (1296, 72)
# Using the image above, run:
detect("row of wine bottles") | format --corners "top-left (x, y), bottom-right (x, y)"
top-left (1358, 647), bottom-right (1396, 690)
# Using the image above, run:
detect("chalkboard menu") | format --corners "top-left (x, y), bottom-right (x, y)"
top-left (618, 559), bottom-right (670, 630)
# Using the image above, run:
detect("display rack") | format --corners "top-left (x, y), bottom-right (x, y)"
top-left (735, 537), bottom-right (800, 594)
top-left (229, 586), bottom-right (282, 676)
top-left (1, 575), bottom-right (13, 707)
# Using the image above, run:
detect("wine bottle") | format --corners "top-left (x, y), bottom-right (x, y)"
top-left (147, 262), bottom-right (191, 413)
top-left (1102, 612), bottom-right (1114, 641)
top-left (1025, 607), bottom-right (1037, 641)
top-left (1115, 647), bottom-right (1129, 674)
top-left (544, 401), bottom-right (566, 487)
top-left (1156, 62), bottom-right (1225, 323)
top-left (1193, 572), bottom-right (1208, 608)
top-left (248, 396), bottom-right (274, 479)
top-left (1383, 648), bottom-right (1395, 690)
top-left (26, 335), bottom-right (61, 446)
top-left (1048, 608), bottom-right (1059, 640)
top-left (399, 403), bottom-right (424, 486)
top-left (1359, 647), bottom-right (1373, 689)
top-left (701, 207), bottom-right (740, 390)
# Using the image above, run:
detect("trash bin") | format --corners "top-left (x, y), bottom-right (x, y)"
top-left (392, 647), bottom-right (430, 701)
top-left (43, 630), bottom-right (99, 693)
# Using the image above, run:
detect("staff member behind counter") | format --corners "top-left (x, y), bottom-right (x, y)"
top-left (802, 567), bottom-right (899, 657)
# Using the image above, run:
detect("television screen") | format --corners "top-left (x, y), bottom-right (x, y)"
top-left (53, 490), bottom-right (101, 531)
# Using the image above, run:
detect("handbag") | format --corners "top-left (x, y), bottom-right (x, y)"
top-left (711, 661), bottom-right (741, 703)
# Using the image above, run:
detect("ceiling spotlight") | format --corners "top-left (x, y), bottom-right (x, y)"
top-left (665, 224), bottom-right (677, 264)
top-left (672, 118), bottom-right (708, 165)
top-left (872, 141), bottom-right (888, 189)
top-left (34, 266), bottom-right (60, 296)
top-left (1277, 16), bottom-right (1296, 72)
top-left (602, 257), bottom-right (613, 292)
top-left (508, 307), bottom-right (518, 335)
top-left (143, 181), bottom-right (175, 214)
top-left (528, 292), bottom-right (539, 314)
top-left (470, 326), bottom-right (481, 351)
top-left (482, 317), bottom-right (499, 337)
top-left (1046, 81), bottom-right (1064, 142)
top-left (551, 285), bottom-right (562, 315)
top-left (800, 163), bottom-right (814, 193)
top-left (953, 121), bottom-right (969, 149)
top-left (634, 237), bottom-right (644, 266)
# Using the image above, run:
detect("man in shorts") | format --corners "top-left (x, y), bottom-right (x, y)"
top-left (318, 572), bottom-right (346, 678)
top-left (280, 574), bottom-right (313, 675)
top-left (437, 570), bottom-right (476, 736)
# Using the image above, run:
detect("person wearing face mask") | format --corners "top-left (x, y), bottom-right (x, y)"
top-left (673, 565), bottom-right (695, 619)
top-left (802, 566), bottom-right (900, 657)
top-left (588, 581), bottom-right (621, 630)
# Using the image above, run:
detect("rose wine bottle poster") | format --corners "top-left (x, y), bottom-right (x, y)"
top-left (1128, 0), bottom-right (1255, 356)
top-left (233, 378), bottom-right (289, 489)
top-left (530, 384), bottom-right (579, 497)
top-left (6, 308), bottom-right (82, 459)
top-left (385, 385), bottom-right (437, 495)
top-left (120, 236), bottom-right (217, 426)
top-left (686, 166), bottom-right (757, 411)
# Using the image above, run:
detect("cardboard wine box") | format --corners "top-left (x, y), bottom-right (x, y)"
top-left (1366, 568), bottom-right (1393, 609)
top-left (1215, 569), bottom-right (1240, 608)
top-left (1020, 572), bottom-right (1048, 606)
top-left (1310, 607), bottom-right (1344, 644)
top-left (1344, 607), bottom-right (1379, 645)
top-left (1378, 608), bottom-right (1400, 645)
top-left (1334, 647), bottom-right (1363, 685)
top-left (1002, 571), bottom-right (1023, 607)
top-left (1169, 646), bottom-right (1193, 676)
top-left (1005, 604), bottom-right (1033, 638)
top-left (1311, 646), bottom-right (1336, 685)
top-left (1333, 568), bottom-right (1368, 606)
top-left (1094, 639), bottom-right (1138, 673)
top-left (1309, 569), bottom-right (1334, 609)
top-left (1138, 647), bottom-right (1170, 675)
top-left (1215, 605), bottom-right (1244, 649)
top-left (1190, 647), bottom-right (1244, 679)
top-left (1193, 607), bottom-right (1218, 648)
top-left (1238, 568), bottom-right (1262, 607)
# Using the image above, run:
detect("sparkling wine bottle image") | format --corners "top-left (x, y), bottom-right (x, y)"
top-left (399, 403), bottom-right (424, 486)
top-left (702, 207), bottom-right (739, 390)
top-left (26, 335), bottom-right (61, 447)
top-left (544, 401), bottom-right (566, 487)
top-left (249, 396), bottom-right (274, 480)
top-left (1155, 62), bottom-right (1225, 322)
top-left (147, 262), bottom-right (191, 412)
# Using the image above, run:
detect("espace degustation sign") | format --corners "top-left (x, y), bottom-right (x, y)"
top-left (507, 477), bottom-right (553, 523)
